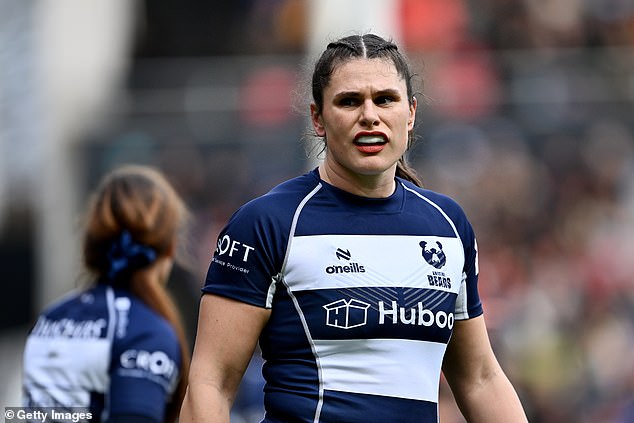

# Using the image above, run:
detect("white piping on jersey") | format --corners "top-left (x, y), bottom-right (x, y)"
top-left (265, 277), bottom-right (277, 308)
top-left (474, 237), bottom-right (479, 276)
top-left (266, 182), bottom-right (323, 308)
top-left (455, 272), bottom-right (469, 319)
top-left (401, 183), bottom-right (462, 242)
top-left (103, 286), bottom-right (117, 422)
top-left (105, 287), bottom-right (117, 342)
top-left (401, 182), bottom-right (474, 319)
top-left (278, 182), bottom-right (327, 423)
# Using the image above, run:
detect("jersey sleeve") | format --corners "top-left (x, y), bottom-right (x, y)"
top-left (453, 209), bottom-right (483, 320)
top-left (109, 308), bottom-right (181, 423)
top-left (418, 186), bottom-right (484, 321)
top-left (201, 197), bottom-right (290, 308)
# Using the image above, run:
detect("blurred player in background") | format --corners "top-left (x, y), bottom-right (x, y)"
top-left (22, 165), bottom-right (191, 423)
top-left (181, 33), bottom-right (528, 422)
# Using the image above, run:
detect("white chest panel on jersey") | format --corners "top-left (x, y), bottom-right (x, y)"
top-left (23, 336), bottom-right (110, 407)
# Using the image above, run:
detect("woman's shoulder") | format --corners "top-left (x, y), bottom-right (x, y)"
top-left (401, 179), bottom-right (467, 215)
top-left (399, 180), bottom-right (478, 240)
top-left (33, 285), bottom-right (106, 322)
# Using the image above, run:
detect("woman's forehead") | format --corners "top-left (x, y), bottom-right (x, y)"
top-left (328, 58), bottom-right (405, 92)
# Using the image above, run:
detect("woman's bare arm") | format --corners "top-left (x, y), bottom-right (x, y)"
top-left (179, 294), bottom-right (270, 423)
top-left (442, 315), bottom-right (528, 422)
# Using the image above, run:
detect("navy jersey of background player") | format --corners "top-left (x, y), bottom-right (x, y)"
top-left (22, 283), bottom-right (181, 423)
top-left (203, 168), bottom-right (483, 423)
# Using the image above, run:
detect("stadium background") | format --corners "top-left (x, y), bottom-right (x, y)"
top-left (1, 1), bottom-right (633, 422)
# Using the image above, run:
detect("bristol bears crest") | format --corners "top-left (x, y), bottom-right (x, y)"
top-left (419, 240), bottom-right (446, 269)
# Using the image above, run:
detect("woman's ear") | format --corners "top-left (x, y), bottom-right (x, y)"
top-left (310, 104), bottom-right (326, 137)
top-left (408, 96), bottom-right (417, 131)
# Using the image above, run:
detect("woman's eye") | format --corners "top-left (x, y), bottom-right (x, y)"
top-left (338, 97), bottom-right (359, 107)
top-left (375, 96), bottom-right (394, 105)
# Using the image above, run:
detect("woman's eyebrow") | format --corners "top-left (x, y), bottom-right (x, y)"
top-left (332, 90), bottom-right (361, 99)
top-left (333, 88), bottom-right (401, 99)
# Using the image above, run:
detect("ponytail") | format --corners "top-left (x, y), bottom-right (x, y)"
top-left (130, 270), bottom-right (190, 423)
top-left (396, 157), bottom-right (423, 187)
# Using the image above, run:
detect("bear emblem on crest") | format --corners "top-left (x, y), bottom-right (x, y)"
top-left (419, 240), bottom-right (447, 269)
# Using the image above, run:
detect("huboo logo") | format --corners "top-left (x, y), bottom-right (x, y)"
top-left (323, 299), bottom-right (454, 330)
top-left (378, 300), bottom-right (453, 329)
top-left (323, 299), bottom-right (371, 329)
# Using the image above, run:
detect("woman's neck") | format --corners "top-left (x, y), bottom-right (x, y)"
top-left (318, 163), bottom-right (396, 198)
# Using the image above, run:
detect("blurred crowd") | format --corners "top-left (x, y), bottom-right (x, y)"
top-left (403, 2), bottom-right (634, 421)
top-left (3, 0), bottom-right (634, 422)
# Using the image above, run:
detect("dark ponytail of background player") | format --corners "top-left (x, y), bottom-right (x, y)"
top-left (82, 165), bottom-right (191, 423)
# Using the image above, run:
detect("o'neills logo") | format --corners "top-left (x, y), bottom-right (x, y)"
top-left (325, 247), bottom-right (366, 274)
top-left (325, 262), bottom-right (365, 274)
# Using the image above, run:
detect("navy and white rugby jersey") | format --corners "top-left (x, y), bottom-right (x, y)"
top-left (22, 283), bottom-right (181, 423)
top-left (202, 168), bottom-right (483, 423)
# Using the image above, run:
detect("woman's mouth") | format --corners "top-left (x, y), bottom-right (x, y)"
top-left (354, 135), bottom-right (387, 153)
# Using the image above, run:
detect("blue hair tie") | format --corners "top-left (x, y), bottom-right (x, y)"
top-left (107, 230), bottom-right (157, 280)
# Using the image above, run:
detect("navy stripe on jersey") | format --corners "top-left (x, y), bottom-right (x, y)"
top-left (295, 287), bottom-right (455, 344)
top-left (262, 390), bottom-right (438, 423)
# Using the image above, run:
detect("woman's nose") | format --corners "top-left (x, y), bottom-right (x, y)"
top-left (359, 100), bottom-right (380, 127)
